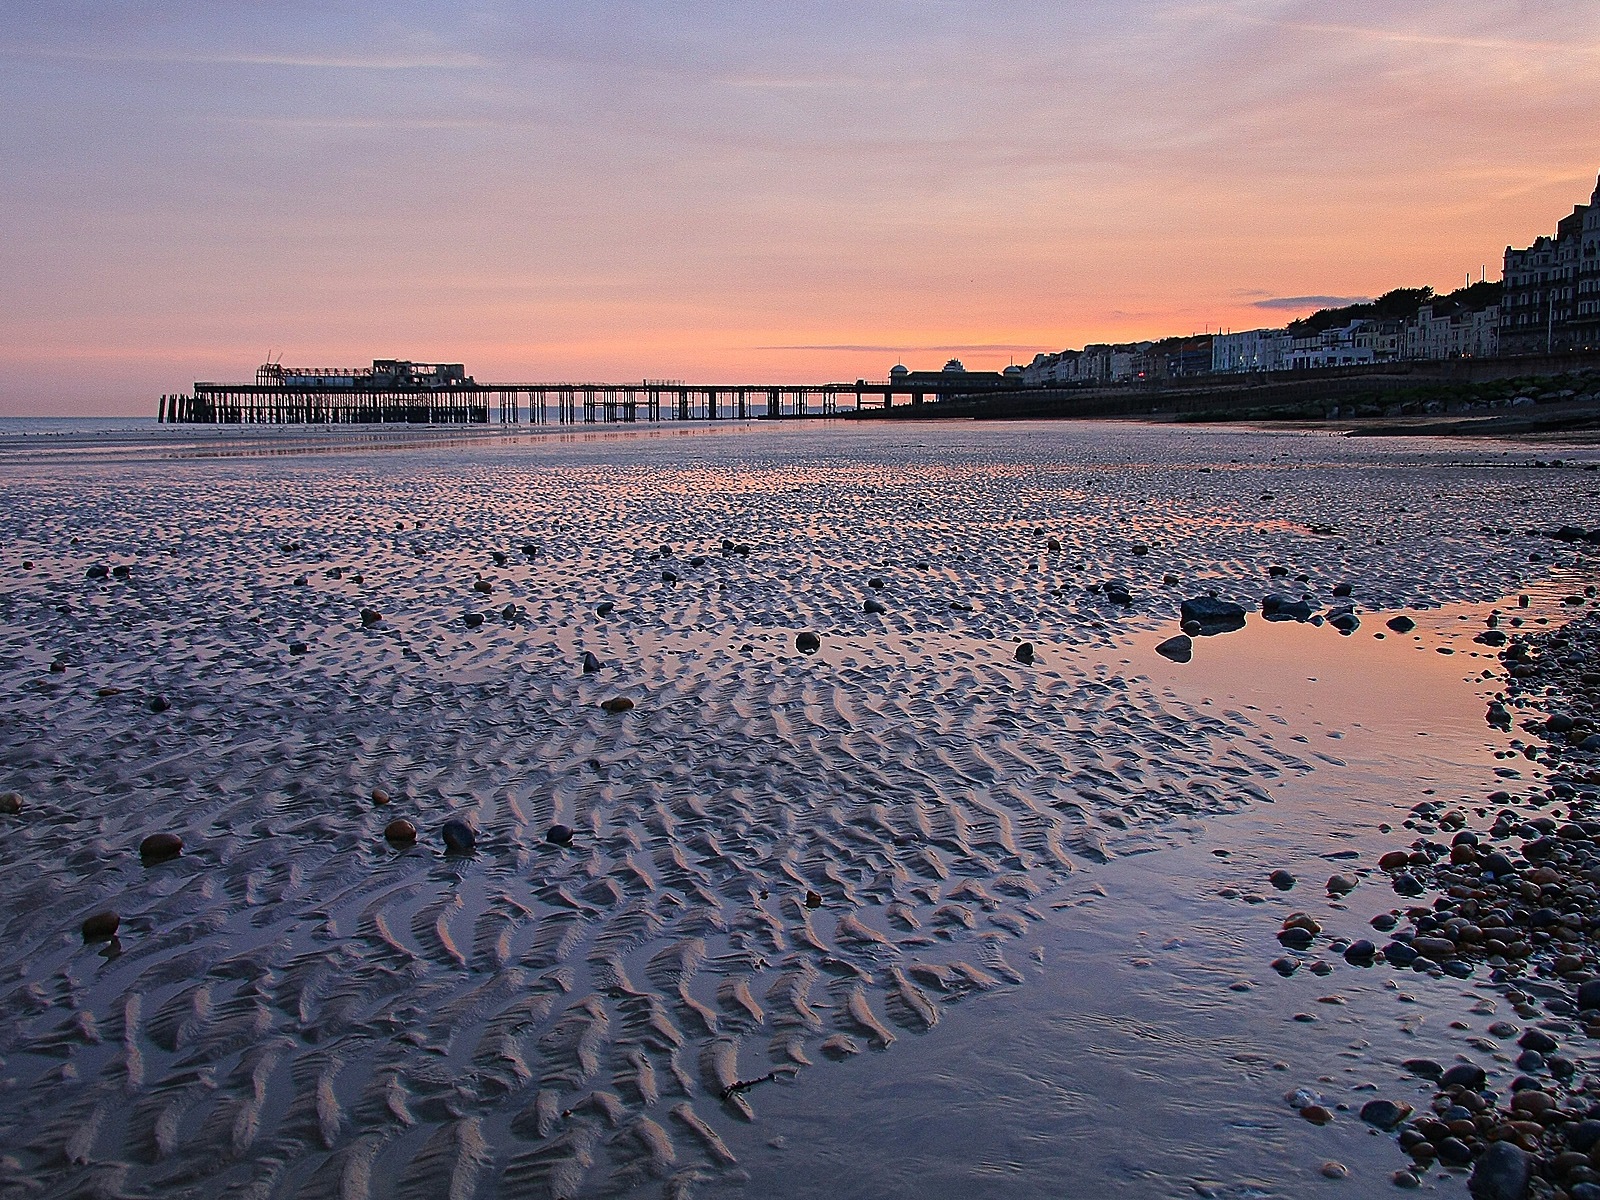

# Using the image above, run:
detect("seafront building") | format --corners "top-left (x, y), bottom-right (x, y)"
top-left (1501, 173), bottom-right (1600, 354)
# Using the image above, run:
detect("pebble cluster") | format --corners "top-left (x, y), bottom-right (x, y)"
top-left (1284, 607), bottom-right (1600, 1198)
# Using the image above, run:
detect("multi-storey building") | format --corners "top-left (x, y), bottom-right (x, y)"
top-left (1502, 173), bottom-right (1600, 355)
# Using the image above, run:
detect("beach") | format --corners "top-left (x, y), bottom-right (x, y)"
top-left (1, 418), bottom-right (1597, 1198)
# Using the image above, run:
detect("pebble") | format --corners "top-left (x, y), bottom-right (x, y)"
top-left (1320, 1161), bottom-right (1348, 1180)
top-left (805, 890), bottom-right (822, 909)
top-left (360, 608), bottom-right (383, 627)
top-left (139, 832), bottom-right (183, 864)
top-left (473, 578), bottom-right (493, 594)
top-left (0, 791), bottom-right (21, 814)
top-left (148, 694), bottom-right (170, 713)
top-left (1014, 642), bottom-right (1035, 665)
top-left (600, 697), bottom-right (635, 714)
top-left (441, 820), bottom-right (476, 855)
top-left (1468, 1141), bottom-right (1531, 1200)
top-left (371, 788), bottom-right (390, 805)
top-left (546, 824), bottom-right (574, 846)
top-left (863, 597), bottom-right (887, 614)
top-left (1360, 1099), bottom-right (1413, 1130)
top-left (1268, 868), bottom-right (1296, 890)
top-left (1155, 634), bottom-right (1192, 663)
top-left (384, 819), bottom-right (417, 846)
top-left (1387, 615), bottom-right (1417, 633)
top-left (1327, 874), bottom-right (1356, 895)
top-left (462, 612), bottom-right (484, 629)
top-left (81, 911), bottom-right (119, 942)
top-left (581, 651), bottom-right (602, 674)
top-left (1391, 1168), bottom-right (1420, 1188)
top-left (795, 631), bottom-right (820, 654)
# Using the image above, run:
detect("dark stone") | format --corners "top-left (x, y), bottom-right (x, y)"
top-left (148, 695), bottom-right (170, 713)
top-left (85, 565), bottom-right (109, 579)
top-left (1524, 837), bottom-right (1558, 861)
top-left (1567, 1120), bottom-right (1600, 1153)
top-left (384, 819), bottom-right (417, 846)
top-left (546, 824), bottom-right (574, 846)
top-left (1131, 543), bottom-right (1149, 556)
top-left (111, 564), bottom-right (131, 579)
top-left (581, 651), bottom-right (602, 674)
top-left (463, 612), bottom-right (484, 629)
top-left (1483, 852), bottom-right (1517, 878)
top-left (1261, 594), bottom-right (1314, 622)
top-left (0, 791), bottom-right (21, 814)
top-left (491, 550), bottom-right (508, 566)
top-left (501, 603), bottom-right (516, 621)
top-left (1402, 1058), bottom-right (1443, 1081)
top-left (863, 597), bottom-right (887, 614)
top-left (1271, 957), bottom-right (1299, 977)
top-left (600, 697), bottom-right (634, 714)
top-left (1155, 635), bottom-right (1192, 663)
top-left (441, 819), bottom-right (476, 855)
top-left (595, 601), bottom-right (614, 616)
top-left (1344, 939), bottom-right (1377, 965)
top-left (660, 570), bottom-right (678, 583)
top-left (1577, 979), bottom-right (1600, 1010)
top-left (289, 640), bottom-right (308, 655)
top-left (81, 911), bottom-right (119, 942)
top-left (1442, 959), bottom-right (1474, 978)
top-left (1518, 1028), bottom-right (1558, 1054)
top-left (1468, 1141), bottom-right (1531, 1200)
top-left (1387, 615), bottom-right (1417, 633)
top-left (1439, 1063), bottom-right (1486, 1090)
top-left (360, 608), bottom-right (383, 627)
top-left (1438, 1137), bottom-right (1473, 1166)
top-left (1332, 583), bottom-right (1353, 597)
top-left (1014, 642), bottom-right (1035, 665)
top-left (1268, 869), bottom-right (1296, 890)
top-left (1393, 872), bottom-right (1425, 896)
top-left (1384, 940), bottom-right (1418, 966)
top-left (867, 577), bottom-right (886, 589)
top-left (1360, 1099), bottom-right (1413, 1130)
top-left (1277, 926), bottom-right (1314, 950)
top-left (1103, 582), bottom-right (1133, 606)
top-left (1329, 611), bottom-right (1360, 633)
top-left (139, 832), bottom-right (183, 864)
top-left (805, 890), bottom-right (822, 909)
top-left (1515, 1050), bottom-right (1545, 1072)
top-left (796, 631), bottom-right (820, 654)
top-left (1179, 597), bottom-right (1246, 634)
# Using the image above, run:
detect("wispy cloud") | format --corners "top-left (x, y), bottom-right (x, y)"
top-left (0, 45), bottom-right (485, 70)
top-left (1252, 295), bottom-right (1369, 310)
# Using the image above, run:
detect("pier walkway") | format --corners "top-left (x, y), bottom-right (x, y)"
top-left (159, 375), bottom-right (1018, 425)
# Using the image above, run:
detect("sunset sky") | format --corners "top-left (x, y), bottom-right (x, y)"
top-left (2, 1), bottom-right (1599, 414)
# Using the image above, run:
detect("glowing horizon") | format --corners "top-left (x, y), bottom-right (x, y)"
top-left (2, 1), bottom-right (1598, 414)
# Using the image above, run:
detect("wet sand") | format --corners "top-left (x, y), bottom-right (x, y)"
top-left (0, 420), bottom-right (1596, 1198)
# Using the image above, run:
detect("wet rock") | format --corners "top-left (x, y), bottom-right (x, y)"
top-left (1278, 926), bottom-right (1314, 950)
top-left (371, 788), bottom-right (390, 806)
top-left (148, 694), bottom-right (170, 713)
top-left (1327, 874), bottom-right (1355, 896)
top-left (1271, 957), bottom-right (1299, 977)
top-left (795, 631), bottom-right (820, 654)
top-left (1261, 594), bottom-right (1314, 622)
top-left (1402, 1058), bottom-right (1443, 1081)
top-left (1468, 1141), bottom-right (1531, 1200)
top-left (546, 824), bottom-right (574, 846)
top-left (463, 612), bottom-right (484, 629)
top-left (1392, 872), bottom-right (1425, 896)
top-left (1155, 635), bottom-right (1192, 663)
top-left (1320, 1162), bottom-right (1348, 1180)
top-left (863, 597), bottom-right (887, 614)
top-left (581, 651), bottom-right (602, 674)
top-left (1356, 1107), bottom-right (1408, 1132)
top-left (501, 603), bottom-right (516, 620)
top-left (1103, 582), bottom-right (1133, 606)
top-left (384, 819), bottom-right (417, 846)
top-left (1440, 1063), bottom-right (1487, 1090)
top-left (1014, 642), bottom-right (1035, 665)
top-left (805, 890), bottom-right (822, 909)
top-left (1518, 1028), bottom-right (1558, 1055)
top-left (1384, 941), bottom-right (1418, 967)
top-left (661, 570), bottom-right (678, 583)
top-left (293, 574), bottom-right (309, 587)
top-left (491, 550), bottom-right (508, 567)
top-left (1344, 939), bottom-right (1377, 965)
top-left (441, 819), bottom-right (476, 855)
top-left (1387, 615), bottom-right (1417, 633)
top-left (1131, 543), bottom-right (1149, 556)
top-left (867, 577), bottom-right (886, 589)
top-left (595, 601), bottom-right (614, 617)
top-left (473, 579), bottom-right (493, 595)
top-left (1179, 597), bottom-right (1246, 634)
top-left (1378, 850), bottom-right (1411, 870)
top-left (1046, 537), bottom-right (1061, 552)
top-left (1268, 869), bottom-right (1296, 890)
top-left (1438, 1137), bottom-right (1474, 1166)
top-left (289, 640), bottom-right (308, 655)
top-left (360, 607), bottom-right (383, 627)
top-left (1568, 1120), bottom-right (1600, 1153)
top-left (0, 791), bottom-right (21, 814)
top-left (1330, 611), bottom-right (1361, 634)
top-left (111, 564), bottom-right (131, 579)
top-left (1392, 1168), bottom-right (1420, 1188)
top-left (85, 565), bottom-right (108, 580)
top-left (600, 697), bottom-right (635, 714)
top-left (139, 833), bottom-right (183, 864)
top-left (81, 911), bottom-right (119, 942)
top-left (1332, 583), bottom-right (1353, 597)
top-left (1577, 979), bottom-right (1600, 1010)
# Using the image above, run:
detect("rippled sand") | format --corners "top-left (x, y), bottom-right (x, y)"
top-left (0, 421), bottom-right (1596, 1198)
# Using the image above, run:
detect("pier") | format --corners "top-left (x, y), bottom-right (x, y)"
top-left (158, 359), bottom-right (1021, 424)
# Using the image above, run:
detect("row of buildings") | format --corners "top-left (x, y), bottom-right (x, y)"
top-left (1012, 171), bottom-right (1599, 387)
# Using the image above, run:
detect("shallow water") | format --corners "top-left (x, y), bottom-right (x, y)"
top-left (0, 420), bottom-right (1596, 1198)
